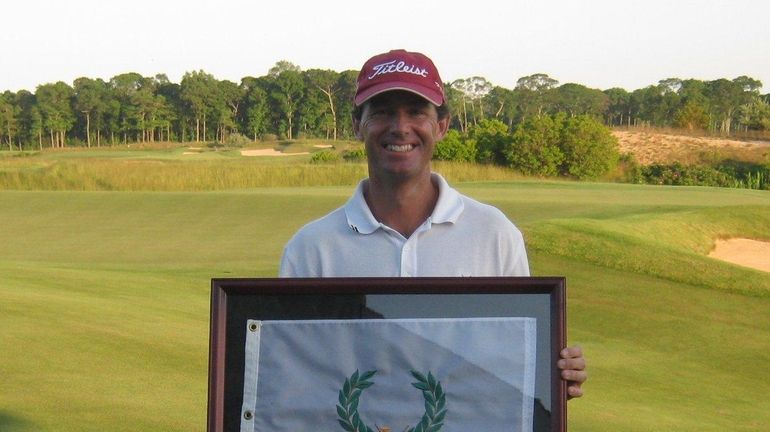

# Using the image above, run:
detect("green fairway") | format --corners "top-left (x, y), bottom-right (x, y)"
top-left (1, 177), bottom-right (769, 430)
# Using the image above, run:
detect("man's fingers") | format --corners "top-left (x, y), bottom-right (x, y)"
top-left (567, 384), bottom-right (584, 399)
top-left (557, 357), bottom-right (586, 371)
top-left (561, 369), bottom-right (588, 384)
top-left (560, 345), bottom-right (583, 359)
top-left (559, 344), bottom-right (587, 400)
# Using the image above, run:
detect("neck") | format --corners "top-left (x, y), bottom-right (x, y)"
top-left (364, 173), bottom-right (438, 238)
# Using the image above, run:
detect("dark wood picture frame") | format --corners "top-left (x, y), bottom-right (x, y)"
top-left (207, 277), bottom-right (566, 432)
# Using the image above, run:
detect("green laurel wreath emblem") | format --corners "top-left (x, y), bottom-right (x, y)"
top-left (335, 369), bottom-right (447, 432)
top-left (406, 370), bottom-right (447, 432)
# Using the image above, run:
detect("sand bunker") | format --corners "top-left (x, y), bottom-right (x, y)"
top-left (708, 238), bottom-right (770, 273)
top-left (313, 144), bottom-right (333, 148)
top-left (240, 149), bottom-right (309, 157)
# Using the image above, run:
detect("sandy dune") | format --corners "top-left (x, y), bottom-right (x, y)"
top-left (240, 149), bottom-right (309, 156)
top-left (613, 130), bottom-right (769, 165)
top-left (709, 238), bottom-right (770, 273)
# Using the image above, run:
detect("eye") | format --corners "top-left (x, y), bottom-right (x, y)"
top-left (409, 107), bottom-right (429, 117)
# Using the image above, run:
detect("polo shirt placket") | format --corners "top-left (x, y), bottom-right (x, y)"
top-left (397, 219), bottom-right (432, 277)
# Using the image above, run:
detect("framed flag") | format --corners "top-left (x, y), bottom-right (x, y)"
top-left (207, 277), bottom-right (566, 432)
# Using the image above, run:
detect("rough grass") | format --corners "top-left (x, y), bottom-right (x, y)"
top-left (0, 153), bottom-right (523, 191)
top-left (1, 153), bottom-right (769, 431)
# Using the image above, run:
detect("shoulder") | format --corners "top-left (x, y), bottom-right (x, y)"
top-left (280, 206), bottom-right (350, 277)
top-left (284, 206), bottom-right (349, 248)
top-left (458, 193), bottom-right (521, 231)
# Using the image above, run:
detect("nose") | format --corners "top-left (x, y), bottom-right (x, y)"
top-left (388, 109), bottom-right (413, 136)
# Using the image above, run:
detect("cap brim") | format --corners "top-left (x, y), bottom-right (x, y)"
top-left (354, 82), bottom-right (443, 106)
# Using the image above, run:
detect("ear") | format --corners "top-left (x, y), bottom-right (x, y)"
top-left (352, 115), bottom-right (364, 141)
top-left (435, 114), bottom-right (451, 140)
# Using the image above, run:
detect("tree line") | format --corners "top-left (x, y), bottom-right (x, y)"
top-left (0, 61), bottom-right (768, 151)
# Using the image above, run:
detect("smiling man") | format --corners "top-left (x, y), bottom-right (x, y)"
top-left (279, 49), bottom-right (586, 398)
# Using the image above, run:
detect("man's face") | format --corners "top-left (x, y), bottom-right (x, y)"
top-left (353, 90), bottom-right (449, 182)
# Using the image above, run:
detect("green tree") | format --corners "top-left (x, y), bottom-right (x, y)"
top-left (735, 97), bottom-right (770, 131)
top-left (443, 84), bottom-right (466, 132)
top-left (334, 70), bottom-right (358, 139)
top-left (704, 78), bottom-right (744, 134)
top-left (240, 77), bottom-right (269, 141)
top-left (15, 90), bottom-right (43, 149)
top-left (551, 83), bottom-right (608, 118)
top-left (73, 77), bottom-right (107, 147)
top-left (674, 101), bottom-right (709, 130)
top-left (36, 82), bottom-right (75, 148)
top-left (603, 87), bottom-right (630, 126)
top-left (507, 114), bottom-right (564, 176)
top-left (558, 115), bottom-right (619, 179)
top-left (180, 70), bottom-right (217, 142)
top-left (451, 77), bottom-right (493, 131)
top-left (269, 69), bottom-right (305, 140)
top-left (469, 119), bottom-right (511, 165)
top-left (484, 86), bottom-right (518, 129)
top-left (305, 69), bottom-right (342, 139)
top-left (0, 91), bottom-right (20, 150)
top-left (674, 79), bottom-right (709, 131)
top-left (268, 60), bottom-right (301, 77)
top-left (514, 73), bottom-right (558, 120)
top-left (155, 78), bottom-right (183, 142)
top-left (110, 72), bottom-right (144, 143)
top-left (731, 77), bottom-right (764, 133)
top-left (103, 96), bottom-right (122, 145)
top-left (656, 79), bottom-right (684, 126)
top-left (129, 77), bottom-right (160, 143)
top-left (629, 85), bottom-right (668, 127)
top-left (433, 129), bottom-right (476, 162)
top-left (213, 80), bottom-right (242, 142)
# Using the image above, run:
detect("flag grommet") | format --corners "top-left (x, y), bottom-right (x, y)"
top-left (243, 410), bottom-right (253, 420)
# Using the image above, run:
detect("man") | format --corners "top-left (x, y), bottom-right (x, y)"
top-left (280, 49), bottom-right (586, 398)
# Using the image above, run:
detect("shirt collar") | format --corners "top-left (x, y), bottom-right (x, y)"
top-left (344, 173), bottom-right (464, 235)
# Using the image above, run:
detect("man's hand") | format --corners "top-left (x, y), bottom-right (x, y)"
top-left (558, 345), bottom-right (587, 399)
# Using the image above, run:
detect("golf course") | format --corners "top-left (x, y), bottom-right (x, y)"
top-left (1, 144), bottom-right (769, 431)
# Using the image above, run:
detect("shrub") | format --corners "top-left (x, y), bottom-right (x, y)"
top-left (310, 150), bottom-right (340, 163)
top-left (615, 152), bottom-right (643, 183)
top-left (342, 147), bottom-right (367, 162)
top-left (261, 133), bottom-right (278, 142)
top-left (434, 129), bottom-right (477, 162)
top-left (640, 163), bottom-right (732, 187)
top-left (715, 160), bottom-right (770, 190)
top-left (638, 161), bottom-right (770, 190)
top-left (224, 133), bottom-right (251, 148)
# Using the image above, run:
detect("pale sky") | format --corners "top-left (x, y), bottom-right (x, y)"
top-left (2, 0), bottom-right (769, 93)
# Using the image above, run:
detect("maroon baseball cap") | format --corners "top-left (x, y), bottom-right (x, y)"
top-left (354, 49), bottom-right (445, 107)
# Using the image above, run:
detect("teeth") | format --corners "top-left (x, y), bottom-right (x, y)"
top-left (386, 144), bottom-right (414, 152)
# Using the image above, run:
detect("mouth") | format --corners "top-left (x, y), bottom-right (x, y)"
top-left (384, 143), bottom-right (416, 153)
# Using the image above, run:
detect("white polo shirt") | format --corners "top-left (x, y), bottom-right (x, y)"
top-left (279, 174), bottom-right (529, 277)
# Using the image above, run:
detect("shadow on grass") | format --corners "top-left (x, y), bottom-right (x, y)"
top-left (0, 411), bottom-right (34, 431)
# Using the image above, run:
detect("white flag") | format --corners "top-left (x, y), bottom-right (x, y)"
top-left (241, 317), bottom-right (536, 432)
